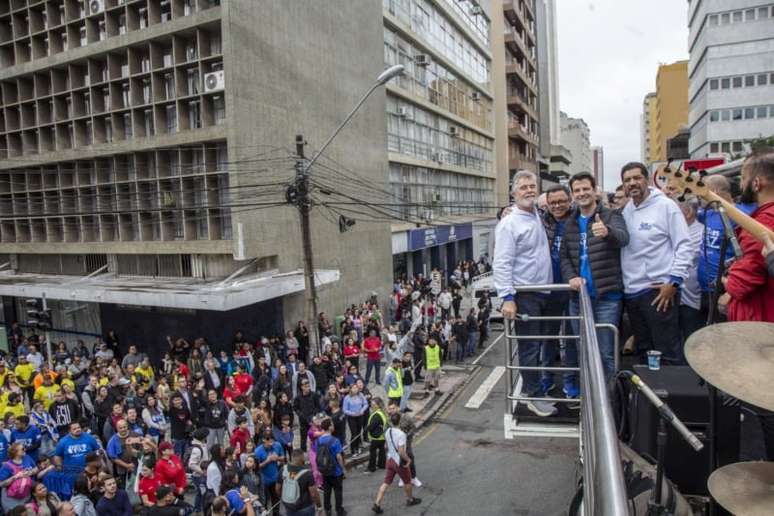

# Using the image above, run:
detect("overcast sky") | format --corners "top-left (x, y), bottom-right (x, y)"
top-left (555, 0), bottom-right (689, 190)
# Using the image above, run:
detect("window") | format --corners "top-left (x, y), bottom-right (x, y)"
top-left (141, 56), bottom-right (150, 73)
top-left (710, 143), bottom-right (719, 153)
top-left (745, 9), bottom-right (756, 21)
top-left (758, 74), bottom-right (768, 86)
top-left (721, 13), bottom-right (730, 24)
top-left (759, 7), bottom-right (770, 19)
top-left (142, 79), bottom-right (151, 104)
top-left (721, 142), bottom-right (730, 153)
top-left (164, 73), bottom-right (174, 99)
top-left (709, 79), bottom-right (719, 90)
top-left (770, 105), bottom-right (774, 117)
top-left (162, 51), bottom-right (172, 68)
top-left (732, 11), bottom-right (742, 23)
top-left (757, 106), bottom-right (768, 118)
top-left (118, 15), bottom-right (126, 35)
top-left (98, 20), bottom-right (106, 40)
top-left (745, 75), bottom-right (755, 87)
top-left (213, 96), bottom-right (225, 125)
top-left (121, 83), bottom-right (130, 107)
top-left (121, 62), bottom-right (129, 78)
top-left (210, 34), bottom-right (221, 54)
top-left (186, 69), bottom-right (198, 95)
top-left (188, 101), bottom-right (201, 129)
top-left (709, 14), bottom-right (719, 26)
top-left (733, 141), bottom-right (743, 152)
top-left (732, 77), bottom-right (742, 88)
top-left (79, 27), bottom-right (86, 47)
top-left (744, 107), bottom-right (754, 119)
top-left (84, 93), bottom-right (90, 114)
top-left (721, 78), bottom-right (730, 89)
top-left (165, 105), bottom-right (176, 134)
top-left (123, 113), bottom-right (131, 139)
top-left (732, 108), bottom-right (743, 120)
top-left (143, 109), bottom-right (153, 136)
top-left (721, 110), bottom-right (730, 121)
top-left (710, 110), bottom-right (720, 122)
top-left (105, 119), bottom-right (112, 143)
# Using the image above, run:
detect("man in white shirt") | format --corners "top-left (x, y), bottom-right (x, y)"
top-left (493, 170), bottom-right (556, 417)
top-left (620, 162), bottom-right (692, 364)
top-left (371, 413), bottom-right (421, 514)
top-left (26, 344), bottom-right (45, 369)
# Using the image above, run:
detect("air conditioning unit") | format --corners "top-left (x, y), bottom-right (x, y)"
top-left (203, 71), bottom-right (225, 93)
top-left (432, 192), bottom-right (442, 202)
top-left (471, 91), bottom-right (481, 102)
top-left (449, 126), bottom-right (459, 137)
top-left (396, 107), bottom-right (410, 118)
top-left (414, 54), bottom-right (430, 67)
top-left (470, 5), bottom-right (483, 16)
top-left (432, 151), bottom-right (443, 163)
top-left (89, 0), bottom-right (105, 14)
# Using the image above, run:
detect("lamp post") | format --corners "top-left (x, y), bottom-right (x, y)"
top-left (294, 64), bottom-right (404, 356)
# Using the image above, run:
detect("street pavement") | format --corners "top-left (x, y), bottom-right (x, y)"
top-left (338, 326), bottom-right (580, 516)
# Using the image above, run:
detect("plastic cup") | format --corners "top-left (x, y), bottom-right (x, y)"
top-left (647, 350), bottom-right (662, 370)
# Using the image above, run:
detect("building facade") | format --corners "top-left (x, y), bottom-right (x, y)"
top-left (0, 0), bottom-right (392, 358)
top-left (641, 92), bottom-right (656, 164)
top-left (591, 145), bottom-right (604, 191)
top-left (688, 1), bottom-right (774, 158)
top-left (560, 111), bottom-right (590, 176)
top-left (653, 60), bottom-right (689, 162)
top-left (384, 0), bottom-right (505, 278)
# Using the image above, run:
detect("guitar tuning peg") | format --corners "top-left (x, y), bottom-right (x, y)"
top-left (685, 188), bottom-right (693, 194)
top-left (677, 195), bottom-right (686, 202)
top-left (674, 171), bottom-right (683, 178)
top-left (697, 180), bottom-right (705, 187)
top-left (699, 170), bottom-right (707, 178)
top-left (685, 176), bottom-right (694, 183)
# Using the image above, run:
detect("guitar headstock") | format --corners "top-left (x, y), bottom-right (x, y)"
top-left (654, 162), bottom-right (712, 202)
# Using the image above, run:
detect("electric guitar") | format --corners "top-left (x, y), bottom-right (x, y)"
top-left (654, 163), bottom-right (774, 243)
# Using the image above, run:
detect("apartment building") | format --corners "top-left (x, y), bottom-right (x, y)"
top-left (640, 92), bottom-right (656, 165)
top-left (560, 111), bottom-right (591, 177)
top-left (0, 0), bottom-right (391, 358)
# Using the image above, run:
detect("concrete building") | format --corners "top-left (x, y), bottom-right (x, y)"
top-left (0, 0), bottom-right (392, 359)
top-left (688, 1), bottom-right (774, 158)
top-left (560, 111), bottom-right (591, 176)
top-left (591, 145), bottom-right (604, 191)
top-left (385, 0), bottom-right (504, 277)
top-left (641, 92), bottom-right (656, 164)
top-left (653, 60), bottom-right (689, 162)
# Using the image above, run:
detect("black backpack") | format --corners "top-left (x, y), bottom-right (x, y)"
top-left (315, 438), bottom-right (336, 477)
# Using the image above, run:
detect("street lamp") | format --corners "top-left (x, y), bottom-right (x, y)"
top-left (295, 64), bottom-right (404, 356)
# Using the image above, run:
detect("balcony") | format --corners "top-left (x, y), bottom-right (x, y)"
top-left (506, 60), bottom-right (537, 94)
top-left (503, 0), bottom-right (535, 43)
top-left (508, 116), bottom-right (538, 146)
top-left (507, 89), bottom-right (537, 119)
top-left (504, 25), bottom-right (536, 65)
top-left (508, 151), bottom-right (536, 172)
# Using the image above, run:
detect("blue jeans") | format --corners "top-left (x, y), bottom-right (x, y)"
top-left (193, 475), bottom-right (206, 512)
top-left (365, 359), bottom-right (381, 385)
top-left (466, 331), bottom-right (478, 356)
top-left (173, 438), bottom-right (188, 460)
top-left (400, 384), bottom-right (412, 411)
top-left (567, 296), bottom-right (622, 384)
top-left (513, 293), bottom-right (549, 397)
top-left (539, 292), bottom-right (569, 382)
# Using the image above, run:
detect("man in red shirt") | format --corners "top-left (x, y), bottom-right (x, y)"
top-left (233, 363), bottom-right (254, 398)
top-left (363, 330), bottom-right (383, 386)
top-left (722, 151), bottom-right (774, 322)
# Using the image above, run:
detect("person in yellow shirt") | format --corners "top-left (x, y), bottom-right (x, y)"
top-left (3, 392), bottom-right (25, 418)
top-left (32, 365), bottom-right (58, 391)
top-left (13, 355), bottom-right (35, 402)
top-left (0, 362), bottom-right (9, 388)
top-left (135, 358), bottom-right (155, 385)
top-left (33, 374), bottom-right (60, 410)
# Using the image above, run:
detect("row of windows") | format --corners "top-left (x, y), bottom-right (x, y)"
top-left (709, 72), bottom-right (774, 90)
top-left (708, 4), bottom-right (773, 26)
top-left (384, 27), bottom-right (491, 132)
top-left (709, 141), bottom-right (749, 154)
top-left (388, 163), bottom-right (494, 218)
top-left (386, 95), bottom-right (493, 174)
top-left (436, 0), bottom-right (489, 45)
top-left (708, 104), bottom-right (774, 122)
top-left (383, 0), bottom-right (490, 86)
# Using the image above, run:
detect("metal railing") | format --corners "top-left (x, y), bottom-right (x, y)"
top-left (504, 283), bottom-right (629, 515)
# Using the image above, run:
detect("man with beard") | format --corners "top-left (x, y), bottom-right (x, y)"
top-left (720, 151), bottom-right (774, 322)
top-left (620, 162), bottom-right (691, 364)
top-left (493, 170), bottom-right (556, 417)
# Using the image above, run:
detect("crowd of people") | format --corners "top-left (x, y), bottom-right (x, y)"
top-left (493, 152), bottom-right (774, 457)
top-left (0, 253), bottom-right (498, 516)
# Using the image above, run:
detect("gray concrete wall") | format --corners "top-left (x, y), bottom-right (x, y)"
top-left (222, 0), bottom-right (392, 324)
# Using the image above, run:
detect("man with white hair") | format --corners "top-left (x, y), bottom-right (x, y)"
top-left (493, 170), bottom-right (556, 417)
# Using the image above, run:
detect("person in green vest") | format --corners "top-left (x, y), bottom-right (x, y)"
top-left (366, 397), bottom-right (387, 473)
top-left (384, 358), bottom-right (403, 407)
top-left (424, 337), bottom-right (442, 395)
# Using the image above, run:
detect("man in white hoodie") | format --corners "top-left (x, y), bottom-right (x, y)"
top-left (620, 162), bottom-right (692, 364)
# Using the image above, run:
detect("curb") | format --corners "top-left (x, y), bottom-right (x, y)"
top-left (345, 364), bottom-right (481, 468)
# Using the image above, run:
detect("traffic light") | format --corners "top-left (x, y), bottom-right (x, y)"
top-left (25, 298), bottom-right (51, 330)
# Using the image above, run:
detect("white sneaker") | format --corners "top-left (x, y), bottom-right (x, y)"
top-left (398, 479), bottom-right (405, 487)
top-left (411, 478), bottom-right (422, 487)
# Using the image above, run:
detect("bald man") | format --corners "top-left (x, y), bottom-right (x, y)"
top-left (697, 175), bottom-right (756, 319)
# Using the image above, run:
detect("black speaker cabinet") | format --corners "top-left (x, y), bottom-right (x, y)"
top-left (629, 365), bottom-right (740, 496)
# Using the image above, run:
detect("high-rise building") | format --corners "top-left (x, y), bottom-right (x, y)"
top-left (653, 60), bottom-right (688, 162)
top-left (688, 1), bottom-right (774, 158)
top-left (501, 0), bottom-right (539, 178)
top-left (591, 146), bottom-right (604, 191)
top-left (0, 0), bottom-right (391, 359)
top-left (385, 0), bottom-right (504, 275)
top-left (560, 111), bottom-right (591, 176)
top-left (640, 92), bottom-right (656, 164)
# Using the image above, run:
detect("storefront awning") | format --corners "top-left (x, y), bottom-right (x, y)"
top-left (0, 269), bottom-right (339, 311)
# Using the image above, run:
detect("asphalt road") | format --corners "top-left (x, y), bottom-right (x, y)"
top-left (338, 328), bottom-right (580, 516)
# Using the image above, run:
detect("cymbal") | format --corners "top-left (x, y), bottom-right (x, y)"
top-left (708, 461), bottom-right (774, 516)
top-left (685, 322), bottom-right (774, 411)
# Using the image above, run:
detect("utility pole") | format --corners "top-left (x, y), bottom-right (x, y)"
top-left (293, 135), bottom-right (321, 357)
top-left (42, 293), bottom-right (52, 369)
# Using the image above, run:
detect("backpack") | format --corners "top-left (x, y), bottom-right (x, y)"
top-left (280, 466), bottom-right (309, 505)
top-left (183, 443), bottom-right (208, 474)
top-left (5, 461), bottom-right (33, 499)
top-left (315, 438), bottom-right (336, 477)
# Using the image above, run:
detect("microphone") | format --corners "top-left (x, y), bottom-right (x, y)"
top-left (717, 206), bottom-right (743, 259)
top-left (630, 374), bottom-right (704, 452)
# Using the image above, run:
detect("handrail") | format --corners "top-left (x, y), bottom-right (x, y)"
top-left (578, 285), bottom-right (629, 515)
